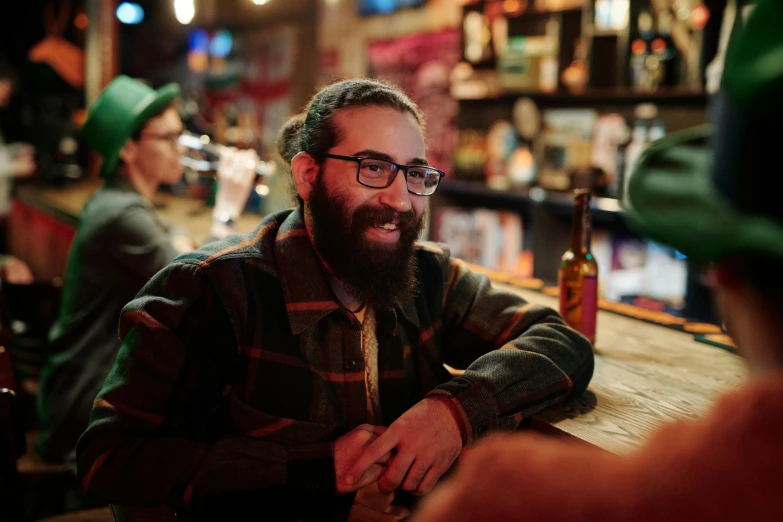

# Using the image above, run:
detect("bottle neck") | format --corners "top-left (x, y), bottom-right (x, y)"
top-left (570, 193), bottom-right (592, 253)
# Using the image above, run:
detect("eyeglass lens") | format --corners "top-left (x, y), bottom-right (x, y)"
top-left (359, 158), bottom-right (440, 195)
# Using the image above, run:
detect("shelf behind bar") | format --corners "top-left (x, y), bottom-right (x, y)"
top-left (453, 86), bottom-right (709, 105)
top-left (437, 178), bottom-right (624, 220)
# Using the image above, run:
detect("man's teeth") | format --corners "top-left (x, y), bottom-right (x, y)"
top-left (379, 223), bottom-right (398, 230)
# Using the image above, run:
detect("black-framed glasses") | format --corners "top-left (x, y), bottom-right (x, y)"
top-left (324, 153), bottom-right (445, 196)
top-left (138, 131), bottom-right (183, 147)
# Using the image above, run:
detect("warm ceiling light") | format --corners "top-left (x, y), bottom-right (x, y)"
top-left (252, 0), bottom-right (271, 5)
top-left (174, 0), bottom-right (195, 25)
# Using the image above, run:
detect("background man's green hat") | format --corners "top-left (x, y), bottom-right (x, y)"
top-left (80, 75), bottom-right (180, 179)
top-left (627, 0), bottom-right (783, 263)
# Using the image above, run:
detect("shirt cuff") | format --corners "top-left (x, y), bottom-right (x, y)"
top-left (426, 380), bottom-right (502, 447)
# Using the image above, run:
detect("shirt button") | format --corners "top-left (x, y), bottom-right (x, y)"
top-left (344, 360), bottom-right (356, 371)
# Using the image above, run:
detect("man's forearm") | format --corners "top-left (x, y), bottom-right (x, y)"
top-left (78, 427), bottom-right (336, 511)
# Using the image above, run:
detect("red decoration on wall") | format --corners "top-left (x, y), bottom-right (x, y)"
top-left (368, 29), bottom-right (461, 175)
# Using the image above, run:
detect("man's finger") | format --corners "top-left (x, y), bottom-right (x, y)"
top-left (348, 431), bottom-right (399, 483)
top-left (415, 466), bottom-right (443, 496)
top-left (356, 424), bottom-right (386, 436)
top-left (378, 453), bottom-right (415, 494)
top-left (355, 463), bottom-right (388, 490)
top-left (376, 451), bottom-right (392, 465)
top-left (401, 460), bottom-right (429, 492)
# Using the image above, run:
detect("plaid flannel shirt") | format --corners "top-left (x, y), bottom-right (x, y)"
top-left (76, 207), bottom-right (594, 520)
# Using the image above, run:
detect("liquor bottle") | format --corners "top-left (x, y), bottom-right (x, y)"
top-left (621, 119), bottom-right (649, 204)
top-left (559, 189), bottom-right (599, 345)
top-left (652, 9), bottom-right (681, 87)
top-left (648, 118), bottom-right (666, 144)
top-left (629, 10), bottom-right (656, 91)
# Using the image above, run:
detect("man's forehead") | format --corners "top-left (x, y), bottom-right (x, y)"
top-left (331, 106), bottom-right (425, 160)
top-left (143, 107), bottom-right (183, 132)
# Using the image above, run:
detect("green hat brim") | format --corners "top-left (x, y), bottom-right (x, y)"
top-left (626, 125), bottom-right (783, 263)
top-left (99, 83), bottom-right (180, 178)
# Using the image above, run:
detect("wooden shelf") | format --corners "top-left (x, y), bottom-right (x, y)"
top-left (437, 178), bottom-right (624, 221)
top-left (453, 86), bottom-right (709, 105)
top-left (505, 6), bottom-right (584, 18)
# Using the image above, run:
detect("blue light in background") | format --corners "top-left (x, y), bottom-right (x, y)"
top-left (675, 251), bottom-right (687, 260)
top-left (358, 0), bottom-right (425, 16)
top-left (189, 29), bottom-right (210, 53)
top-left (116, 2), bottom-right (144, 25)
top-left (363, 0), bottom-right (396, 14)
top-left (209, 30), bottom-right (233, 58)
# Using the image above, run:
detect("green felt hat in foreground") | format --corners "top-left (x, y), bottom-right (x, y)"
top-left (627, 0), bottom-right (783, 263)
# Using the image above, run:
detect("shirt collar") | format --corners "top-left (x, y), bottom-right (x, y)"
top-left (273, 207), bottom-right (419, 335)
top-left (274, 207), bottom-right (340, 335)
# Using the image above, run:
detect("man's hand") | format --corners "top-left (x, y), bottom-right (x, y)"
top-left (211, 148), bottom-right (258, 237)
top-left (347, 398), bottom-right (463, 496)
top-left (334, 424), bottom-right (391, 495)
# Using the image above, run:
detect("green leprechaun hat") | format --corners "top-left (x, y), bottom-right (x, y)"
top-left (81, 75), bottom-right (180, 178)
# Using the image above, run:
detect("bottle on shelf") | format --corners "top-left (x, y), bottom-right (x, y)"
top-left (648, 118), bottom-right (666, 143)
top-left (562, 37), bottom-right (589, 94)
top-left (620, 119), bottom-right (649, 204)
top-left (629, 10), bottom-right (656, 91)
top-left (652, 9), bottom-right (682, 87)
top-left (559, 189), bottom-right (599, 346)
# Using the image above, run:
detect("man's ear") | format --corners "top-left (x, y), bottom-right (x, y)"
top-left (291, 151), bottom-right (320, 202)
top-left (118, 140), bottom-right (136, 165)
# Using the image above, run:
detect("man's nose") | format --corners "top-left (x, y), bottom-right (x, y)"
top-left (377, 170), bottom-right (412, 213)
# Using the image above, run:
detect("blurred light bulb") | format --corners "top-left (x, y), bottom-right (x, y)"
top-left (116, 2), bottom-right (144, 24)
top-left (174, 0), bottom-right (195, 24)
top-left (74, 13), bottom-right (89, 29)
top-left (252, 0), bottom-right (270, 5)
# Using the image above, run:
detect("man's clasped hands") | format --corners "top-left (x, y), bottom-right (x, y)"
top-left (334, 397), bottom-right (464, 496)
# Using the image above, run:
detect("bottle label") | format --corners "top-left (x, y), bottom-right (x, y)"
top-left (559, 275), bottom-right (598, 340)
top-left (580, 276), bottom-right (598, 339)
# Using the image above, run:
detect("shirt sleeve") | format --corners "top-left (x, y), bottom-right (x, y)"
top-left (428, 253), bottom-right (594, 445)
top-left (76, 262), bottom-right (337, 514)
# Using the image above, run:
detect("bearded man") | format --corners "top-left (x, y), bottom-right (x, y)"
top-left (77, 78), bottom-right (593, 521)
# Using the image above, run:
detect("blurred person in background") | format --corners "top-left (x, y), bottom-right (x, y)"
top-left (0, 60), bottom-right (36, 251)
top-left (414, 2), bottom-right (783, 521)
top-left (75, 78), bottom-right (593, 521)
top-left (35, 76), bottom-right (258, 510)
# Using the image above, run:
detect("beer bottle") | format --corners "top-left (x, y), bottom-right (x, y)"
top-left (559, 189), bottom-right (598, 345)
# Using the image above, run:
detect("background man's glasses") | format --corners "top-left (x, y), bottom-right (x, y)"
top-left (139, 132), bottom-right (183, 147)
top-left (325, 153), bottom-right (445, 196)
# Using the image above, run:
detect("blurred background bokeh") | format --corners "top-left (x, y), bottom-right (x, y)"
top-left (1, 0), bottom-right (731, 324)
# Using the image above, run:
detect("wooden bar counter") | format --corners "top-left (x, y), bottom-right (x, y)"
top-left (9, 182), bottom-right (262, 282)
top-left (8, 183), bottom-right (748, 456)
top-left (504, 283), bottom-right (747, 454)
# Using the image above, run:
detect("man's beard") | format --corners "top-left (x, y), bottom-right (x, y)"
top-left (307, 177), bottom-right (423, 310)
